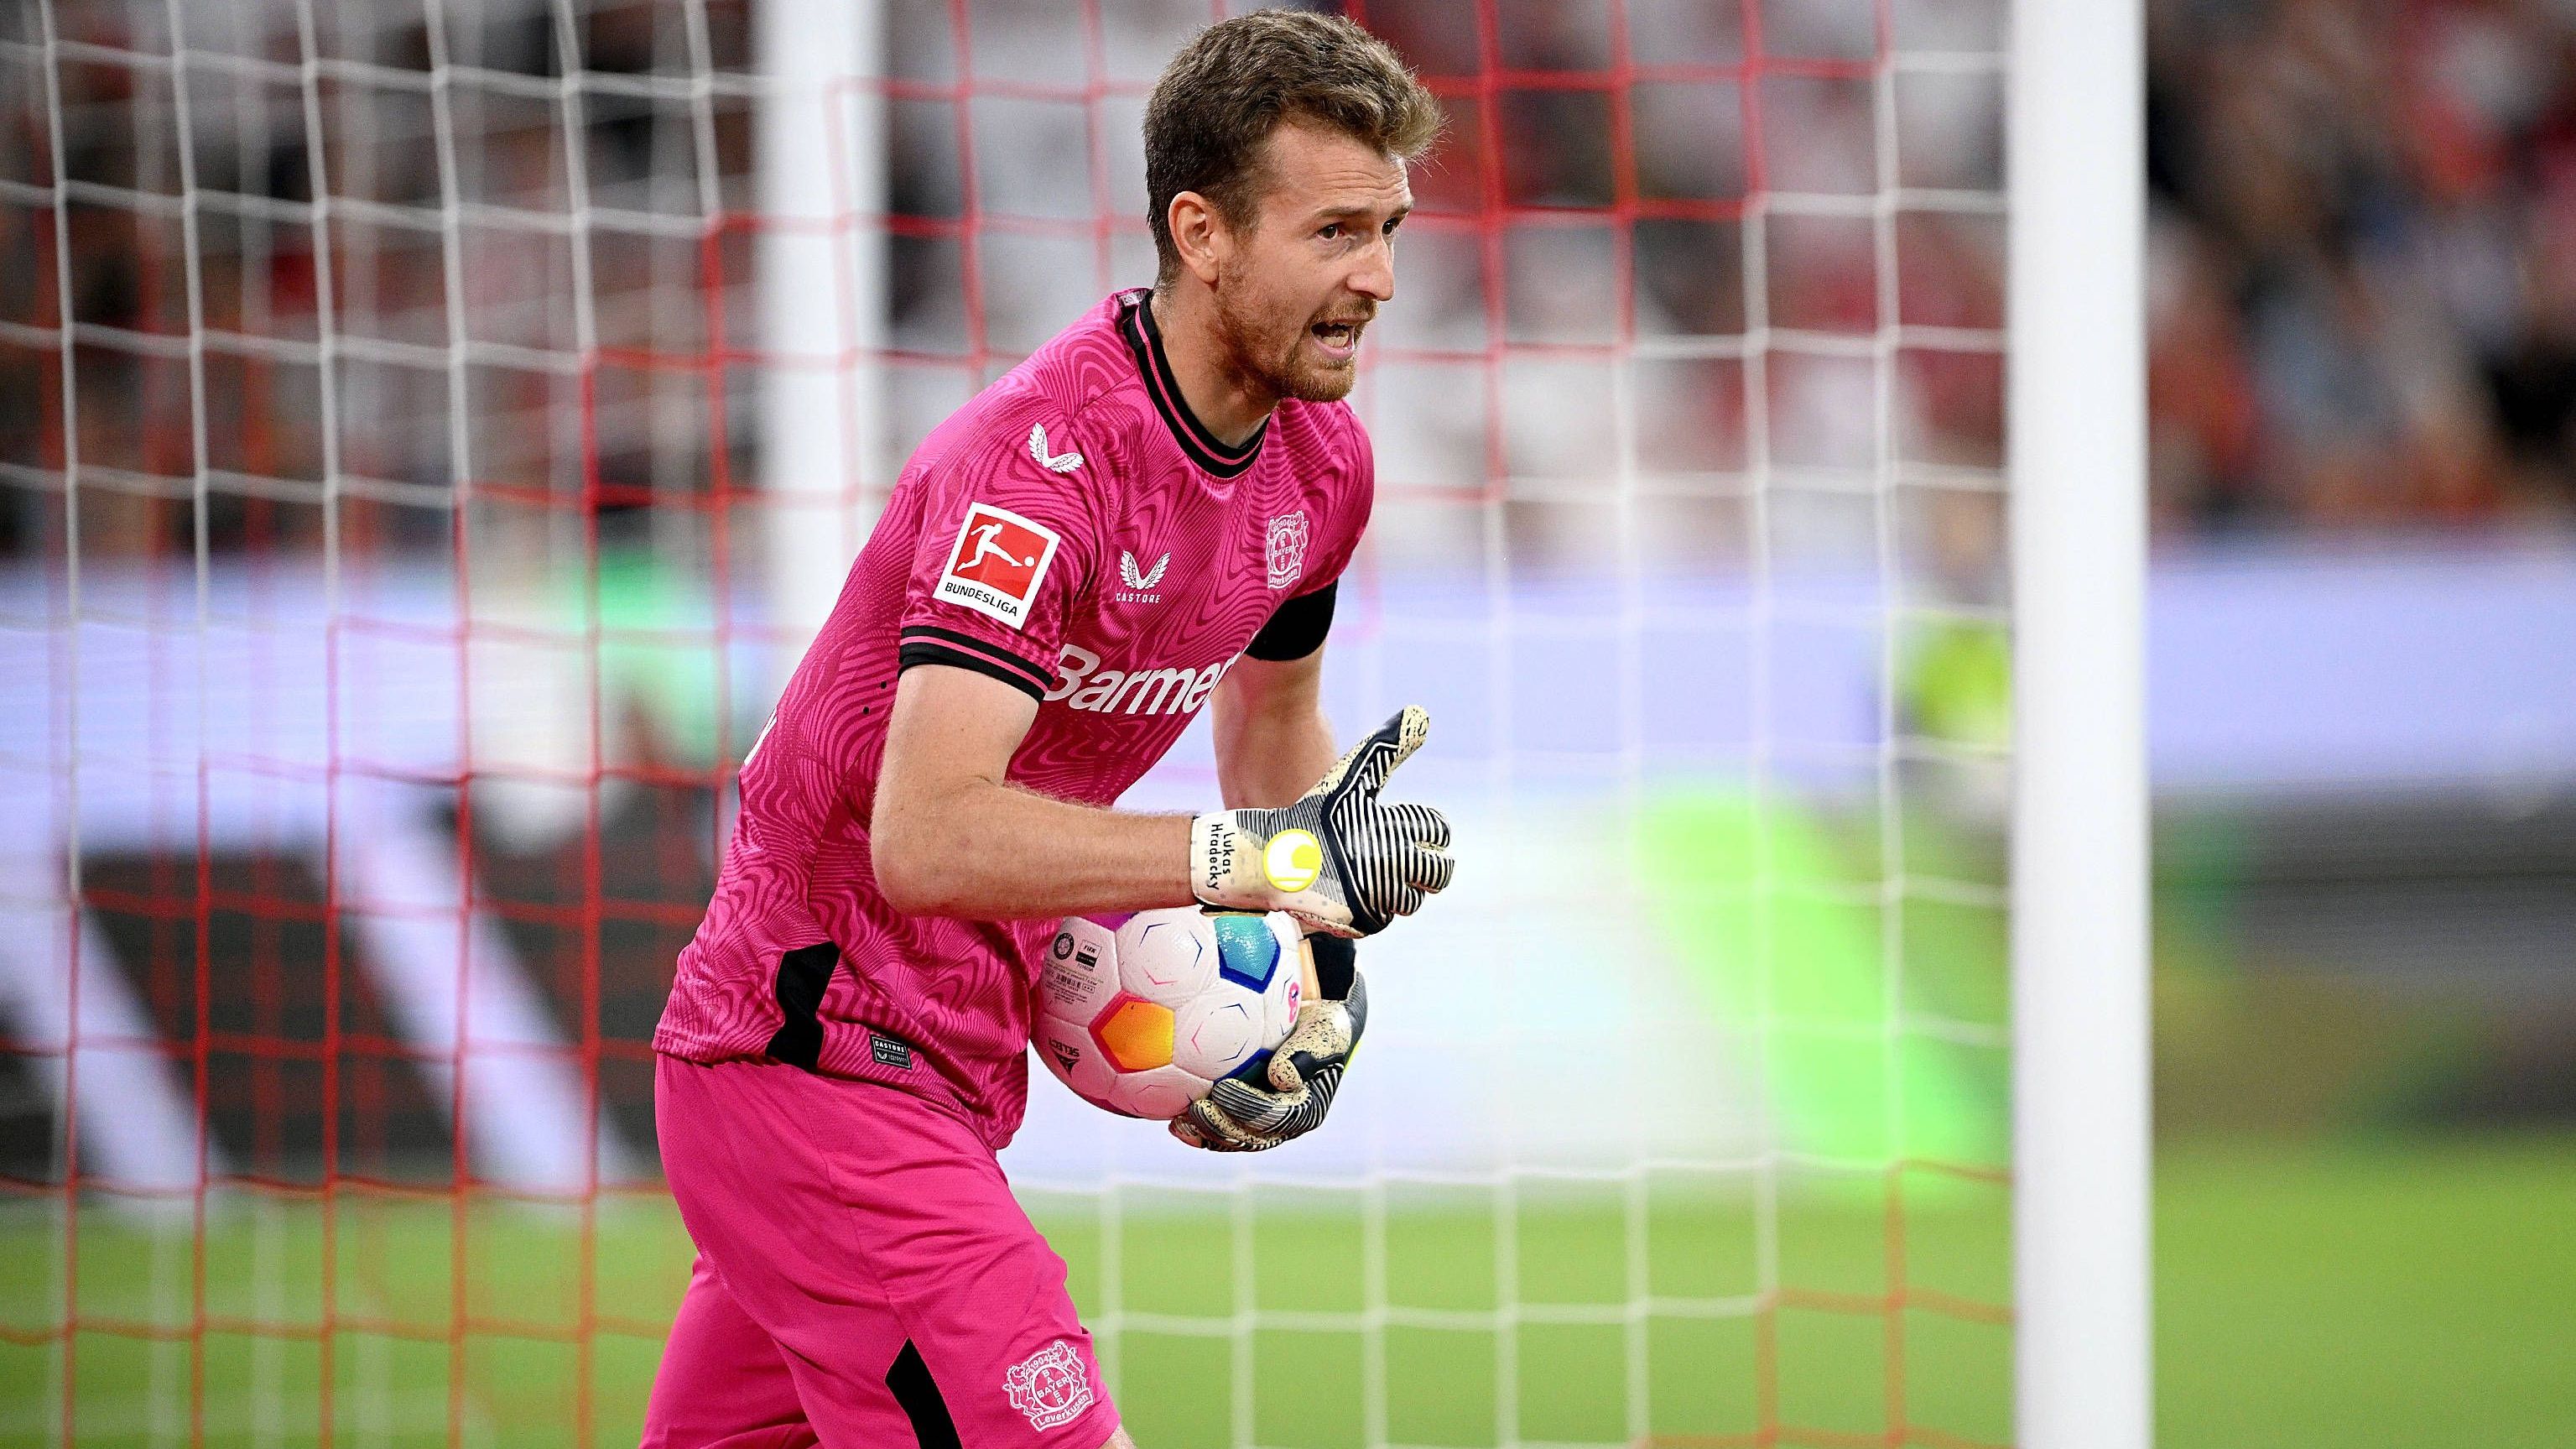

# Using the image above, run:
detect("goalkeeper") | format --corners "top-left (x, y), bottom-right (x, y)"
top-left (642, 13), bottom-right (1448, 1449)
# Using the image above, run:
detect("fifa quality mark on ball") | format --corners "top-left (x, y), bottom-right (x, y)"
top-left (1041, 916), bottom-right (1121, 1021)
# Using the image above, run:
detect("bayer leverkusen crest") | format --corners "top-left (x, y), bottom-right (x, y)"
top-left (1002, 1339), bottom-right (1094, 1431)
top-left (1265, 510), bottom-right (1309, 592)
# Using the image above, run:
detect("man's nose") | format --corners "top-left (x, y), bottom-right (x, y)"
top-left (1349, 237), bottom-right (1396, 303)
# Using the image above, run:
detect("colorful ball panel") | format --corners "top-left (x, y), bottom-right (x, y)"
top-left (1090, 993), bottom-right (1174, 1072)
top-left (1210, 910), bottom-right (1280, 991)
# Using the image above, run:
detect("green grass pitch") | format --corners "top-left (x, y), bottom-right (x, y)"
top-left (3, 1135), bottom-right (2571, 1447)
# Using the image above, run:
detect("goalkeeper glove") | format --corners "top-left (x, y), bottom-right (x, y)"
top-left (1174, 936), bottom-right (1366, 1153)
top-left (1189, 706), bottom-right (1454, 937)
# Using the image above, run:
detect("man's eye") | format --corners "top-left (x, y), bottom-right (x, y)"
top-left (1319, 223), bottom-right (1342, 240)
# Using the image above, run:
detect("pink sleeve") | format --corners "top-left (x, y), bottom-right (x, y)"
top-left (895, 414), bottom-right (1107, 700)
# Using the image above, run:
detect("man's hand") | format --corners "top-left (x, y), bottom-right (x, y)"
top-left (1189, 706), bottom-right (1453, 937)
top-left (1174, 956), bottom-right (1366, 1153)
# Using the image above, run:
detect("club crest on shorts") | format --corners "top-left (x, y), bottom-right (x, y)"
top-left (1002, 1339), bottom-right (1094, 1431)
top-left (1266, 510), bottom-right (1309, 591)
top-left (939, 502), bottom-right (1060, 629)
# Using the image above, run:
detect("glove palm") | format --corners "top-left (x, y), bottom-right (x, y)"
top-left (1173, 970), bottom-right (1366, 1153)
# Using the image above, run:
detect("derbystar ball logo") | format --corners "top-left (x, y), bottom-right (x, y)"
top-left (1003, 1339), bottom-right (1094, 1431)
top-left (1044, 644), bottom-right (1228, 717)
top-left (938, 503), bottom-right (1060, 630)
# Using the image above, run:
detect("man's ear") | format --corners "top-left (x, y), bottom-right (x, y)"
top-left (1167, 190), bottom-right (1228, 286)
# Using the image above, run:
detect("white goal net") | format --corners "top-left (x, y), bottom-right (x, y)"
top-left (0, 2), bottom-right (2046, 1446)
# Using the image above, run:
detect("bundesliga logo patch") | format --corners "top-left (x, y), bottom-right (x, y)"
top-left (1002, 1339), bottom-right (1094, 1431)
top-left (939, 503), bottom-right (1059, 629)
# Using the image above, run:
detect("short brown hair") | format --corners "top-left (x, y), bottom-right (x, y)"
top-left (1143, 10), bottom-right (1443, 284)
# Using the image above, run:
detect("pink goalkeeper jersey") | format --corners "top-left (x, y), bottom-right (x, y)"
top-left (654, 289), bottom-right (1373, 1148)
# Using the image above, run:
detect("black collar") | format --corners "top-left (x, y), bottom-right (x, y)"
top-left (1118, 289), bottom-right (1266, 478)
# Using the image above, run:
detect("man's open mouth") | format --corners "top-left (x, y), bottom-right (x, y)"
top-left (1311, 320), bottom-right (1364, 351)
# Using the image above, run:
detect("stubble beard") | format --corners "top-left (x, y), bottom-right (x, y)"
top-left (1214, 286), bottom-right (1359, 407)
top-left (1283, 346), bottom-right (1359, 403)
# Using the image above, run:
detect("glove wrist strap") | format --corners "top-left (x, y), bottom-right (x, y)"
top-left (1189, 811), bottom-right (1246, 907)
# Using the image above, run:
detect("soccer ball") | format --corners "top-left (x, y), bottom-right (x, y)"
top-left (1033, 907), bottom-right (1305, 1121)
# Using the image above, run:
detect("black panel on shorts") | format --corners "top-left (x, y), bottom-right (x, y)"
top-left (886, 1340), bottom-right (963, 1449)
top-left (763, 941), bottom-right (840, 1071)
top-left (1246, 580), bottom-right (1338, 661)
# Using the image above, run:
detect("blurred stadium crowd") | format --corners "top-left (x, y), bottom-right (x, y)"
top-left (2149, 0), bottom-right (2576, 534)
top-left (2, 0), bottom-right (2571, 566)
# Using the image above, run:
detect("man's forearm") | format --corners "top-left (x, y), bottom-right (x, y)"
top-left (873, 779), bottom-right (1196, 921)
top-left (1215, 697), bottom-right (1339, 808)
top-left (1220, 710), bottom-right (1336, 809)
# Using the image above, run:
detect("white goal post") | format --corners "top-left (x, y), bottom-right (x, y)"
top-left (755, 0), bottom-right (885, 650)
top-left (2008, 2), bottom-right (2152, 1447)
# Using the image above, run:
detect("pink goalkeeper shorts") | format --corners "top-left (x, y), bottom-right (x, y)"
top-left (642, 1055), bottom-right (1119, 1449)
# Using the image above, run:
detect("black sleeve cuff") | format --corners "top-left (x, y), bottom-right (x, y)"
top-left (897, 625), bottom-right (1052, 701)
top-left (1245, 580), bottom-right (1337, 661)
